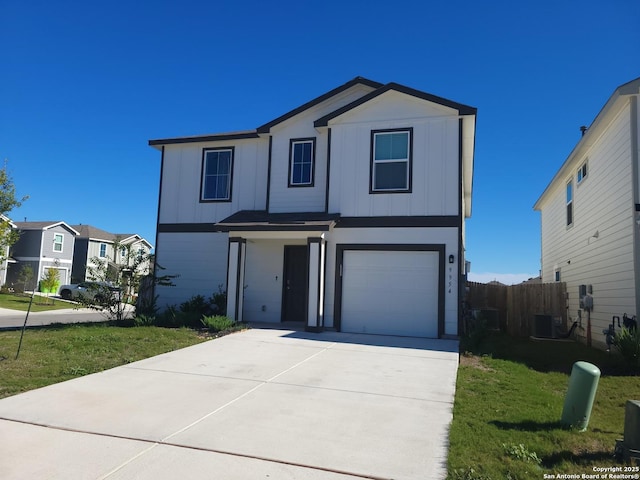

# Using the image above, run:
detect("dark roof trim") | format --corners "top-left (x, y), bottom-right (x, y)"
top-left (314, 82), bottom-right (477, 127)
top-left (158, 223), bottom-right (219, 233)
top-left (256, 77), bottom-right (383, 133)
top-left (218, 210), bottom-right (340, 224)
top-left (158, 211), bottom-right (341, 234)
top-left (217, 224), bottom-right (333, 232)
top-left (149, 130), bottom-right (259, 146)
top-left (216, 210), bottom-right (339, 231)
top-left (336, 216), bottom-right (459, 228)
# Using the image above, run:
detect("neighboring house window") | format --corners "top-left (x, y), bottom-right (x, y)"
top-left (289, 138), bottom-right (315, 187)
top-left (566, 181), bottom-right (573, 226)
top-left (370, 128), bottom-right (412, 192)
top-left (201, 147), bottom-right (234, 201)
top-left (555, 268), bottom-right (561, 282)
top-left (121, 246), bottom-right (127, 258)
top-left (577, 162), bottom-right (588, 184)
top-left (53, 234), bottom-right (63, 253)
top-left (99, 243), bottom-right (107, 258)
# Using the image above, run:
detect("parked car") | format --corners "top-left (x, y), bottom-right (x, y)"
top-left (58, 281), bottom-right (120, 303)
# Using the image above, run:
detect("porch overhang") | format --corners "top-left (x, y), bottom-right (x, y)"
top-left (216, 210), bottom-right (339, 234)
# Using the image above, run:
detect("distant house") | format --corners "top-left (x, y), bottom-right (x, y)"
top-left (71, 224), bottom-right (153, 283)
top-left (0, 215), bottom-right (17, 286)
top-left (6, 221), bottom-right (79, 289)
top-left (149, 77), bottom-right (477, 338)
top-left (534, 77), bottom-right (640, 349)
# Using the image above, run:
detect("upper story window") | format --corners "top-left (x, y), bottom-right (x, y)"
top-left (99, 243), bottom-right (107, 258)
top-left (370, 128), bottom-right (412, 193)
top-left (566, 180), bottom-right (573, 227)
top-left (53, 234), bottom-right (63, 253)
top-left (201, 147), bottom-right (234, 202)
top-left (121, 246), bottom-right (127, 258)
top-left (577, 161), bottom-right (588, 184)
top-left (289, 138), bottom-right (315, 187)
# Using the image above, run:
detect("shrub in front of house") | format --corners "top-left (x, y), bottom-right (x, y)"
top-left (201, 315), bottom-right (237, 333)
top-left (612, 327), bottom-right (640, 372)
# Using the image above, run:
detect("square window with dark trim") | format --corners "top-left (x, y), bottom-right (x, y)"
top-left (289, 138), bottom-right (315, 187)
top-left (201, 147), bottom-right (233, 201)
top-left (371, 128), bottom-right (412, 192)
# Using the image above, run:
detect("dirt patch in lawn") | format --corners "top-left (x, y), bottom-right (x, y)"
top-left (459, 353), bottom-right (495, 372)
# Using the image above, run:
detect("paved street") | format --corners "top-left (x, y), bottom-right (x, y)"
top-left (0, 301), bottom-right (130, 329)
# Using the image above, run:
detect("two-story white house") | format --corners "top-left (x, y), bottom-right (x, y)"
top-left (149, 77), bottom-right (476, 338)
top-left (534, 77), bottom-right (640, 349)
top-left (71, 224), bottom-right (153, 284)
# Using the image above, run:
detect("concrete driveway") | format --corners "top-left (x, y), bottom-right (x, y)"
top-left (0, 327), bottom-right (459, 479)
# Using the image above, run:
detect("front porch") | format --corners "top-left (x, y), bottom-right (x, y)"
top-left (219, 211), bottom-right (336, 332)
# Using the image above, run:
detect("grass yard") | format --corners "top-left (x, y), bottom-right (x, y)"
top-left (0, 292), bottom-right (72, 312)
top-left (0, 323), bottom-right (207, 399)
top-left (448, 333), bottom-right (640, 479)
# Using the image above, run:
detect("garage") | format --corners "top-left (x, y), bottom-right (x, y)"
top-left (339, 249), bottom-right (441, 338)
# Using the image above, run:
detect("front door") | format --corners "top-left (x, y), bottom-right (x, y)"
top-left (282, 246), bottom-right (308, 322)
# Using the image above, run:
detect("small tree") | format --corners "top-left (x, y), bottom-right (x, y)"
top-left (0, 162), bottom-right (28, 281)
top-left (40, 268), bottom-right (60, 304)
top-left (77, 240), bottom-right (177, 322)
top-left (16, 264), bottom-right (34, 294)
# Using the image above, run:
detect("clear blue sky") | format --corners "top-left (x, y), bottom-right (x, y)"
top-left (1, 0), bottom-right (638, 284)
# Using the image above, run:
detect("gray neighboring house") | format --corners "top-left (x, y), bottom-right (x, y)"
top-left (71, 224), bottom-right (153, 283)
top-left (6, 221), bottom-right (79, 289)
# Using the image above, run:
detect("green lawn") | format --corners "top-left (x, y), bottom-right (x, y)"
top-left (0, 323), bottom-right (207, 399)
top-left (448, 333), bottom-right (640, 479)
top-left (0, 292), bottom-right (73, 312)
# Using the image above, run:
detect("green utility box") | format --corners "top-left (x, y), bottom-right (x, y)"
top-left (561, 361), bottom-right (601, 431)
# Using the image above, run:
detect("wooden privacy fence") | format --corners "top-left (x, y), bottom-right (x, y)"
top-left (466, 282), bottom-right (567, 337)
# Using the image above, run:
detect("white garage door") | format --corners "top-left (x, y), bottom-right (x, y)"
top-left (341, 250), bottom-right (439, 337)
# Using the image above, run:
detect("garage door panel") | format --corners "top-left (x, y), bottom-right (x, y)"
top-left (341, 250), bottom-right (439, 338)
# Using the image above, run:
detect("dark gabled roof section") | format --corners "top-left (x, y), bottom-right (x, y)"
top-left (15, 221), bottom-right (80, 235)
top-left (149, 130), bottom-right (259, 146)
top-left (314, 82), bottom-right (477, 127)
top-left (72, 224), bottom-right (118, 241)
top-left (256, 77), bottom-right (383, 133)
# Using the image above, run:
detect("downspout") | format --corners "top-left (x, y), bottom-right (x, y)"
top-left (630, 96), bottom-right (640, 319)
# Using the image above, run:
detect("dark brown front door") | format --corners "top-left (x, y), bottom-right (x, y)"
top-left (282, 246), bottom-right (308, 322)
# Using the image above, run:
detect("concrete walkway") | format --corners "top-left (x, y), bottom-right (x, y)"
top-left (0, 327), bottom-right (459, 479)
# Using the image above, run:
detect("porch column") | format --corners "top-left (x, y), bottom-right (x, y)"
top-left (306, 236), bottom-right (326, 333)
top-left (226, 237), bottom-right (246, 322)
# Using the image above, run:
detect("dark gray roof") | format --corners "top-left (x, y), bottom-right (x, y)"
top-left (149, 77), bottom-right (383, 146)
top-left (216, 210), bottom-right (340, 232)
top-left (15, 221), bottom-right (79, 234)
top-left (72, 224), bottom-right (118, 241)
top-left (314, 82), bottom-right (477, 127)
top-left (148, 76), bottom-right (476, 147)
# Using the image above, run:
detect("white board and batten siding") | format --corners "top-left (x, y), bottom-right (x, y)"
top-left (327, 91), bottom-right (460, 217)
top-left (154, 231), bottom-right (229, 309)
top-left (267, 84), bottom-right (378, 214)
top-left (159, 139), bottom-right (269, 225)
top-left (539, 100), bottom-right (636, 346)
